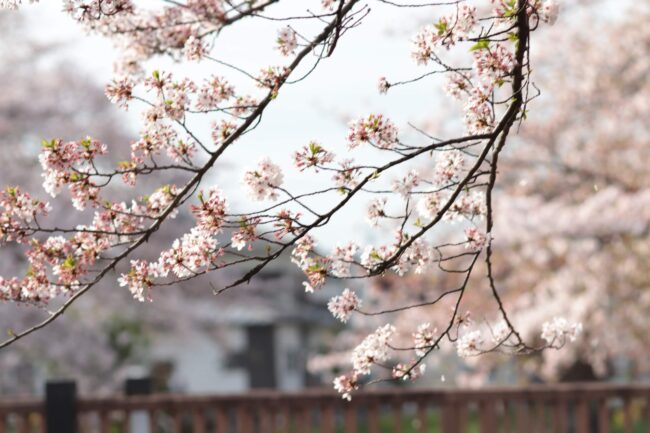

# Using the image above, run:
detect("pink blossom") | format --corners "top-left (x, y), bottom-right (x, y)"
top-left (366, 198), bottom-right (388, 227)
top-left (330, 242), bottom-right (359, 278)
top-left (230, 217), bottom-right (260, 251)
top-left (195, 75), bottom-right (235, 110)
top-left (183, 35), bottom-right (206, 61)
top-left (333, 373), bottom-right (358, 401)
top-left (417, 192), bottom-right (443, 220)
top-left (540, 0), bottom-right (560, 25)
top-left (276, 26), bottom-right (298, 56)
top-left (328, 288), bottom-right (361, 323)
top-left (391, 169), bottom-right (420, 198)
top-left (377, 77), bottom-right (389, 94)
top-left (456, 330), bottom-right (483, 357)
top-left (191, 186), bottom-right (227, 235)
top-left (293, 141), bottom-right (335, 172)
top-left (242, 158), bottom-right (284, 201)
top-left (351, 324), bottom-right (395, 375)
top-left (157, 228), bottom-right (221, 278)
top-left (118, 260), bottom-right (159, 302)
top-left (464, 227), bottom-right (490, 251)
top-left (105, 77), bottom-right (134, 109)
top-left (347, 114), bottom-right (398, 149)
top-left (413, 323), bottom-right (437, 357)
top-left (541, 317), bottom-right (582, 347)
top-left (392, 361), bottom-right (426, 381)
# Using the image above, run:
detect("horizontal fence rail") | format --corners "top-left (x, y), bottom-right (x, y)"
top-left (1, 383), bottom-right (650, 433)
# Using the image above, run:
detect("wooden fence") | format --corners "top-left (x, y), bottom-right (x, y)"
top-left (1, 382), bottom-right (650, 433)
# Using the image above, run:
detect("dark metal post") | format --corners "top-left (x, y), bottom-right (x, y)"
top-left (125, 376), bottom-right (152, 432)
top-left (125, 377), bottom-right (152, 396)
top-left (45, 381), bottom-right (77, 433)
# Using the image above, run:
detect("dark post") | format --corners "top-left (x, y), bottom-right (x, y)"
top-left (125, 376), bottom-right (152, 433)
top-left (45, 381), bottom-right (77, 433)
top-left (125, 377), bottom-right (152, 396)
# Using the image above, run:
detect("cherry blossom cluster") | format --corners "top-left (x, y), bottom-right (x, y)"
top-left (291, 236), bottom-right (332, 293)
top-left (0, 0), bottom-right (37, 9)
top-left (351, 323), bottom-right (395, 376)
top-left (333, 324), bottom-right (396, 399)
top-left (541, 317), bottom-right (583, 347)
top-left (406, 0), bottom-right (565, 135)
top-left (413, 323), bottom-right (437, 357)
top-left (39, 137), bottom-right (107, 210)
top-left (0, 187), bottom-right (51, 242)
top-left (464, 226), bottom-right (490, 251)
top-left (392, 361), bottom-right (426, 381)
top-left (0, 0), bottom-right (591, 401)
top-left (456, 330), bottom-right (484, 357)
top-left (293, 141), bottom-right (335, 172)
top-left (276, 27), bottom-right (298, 57)
top-left (347, 114), bottom-right (398, 149)
top-left (327, 288), bottom-right (361, 323)
top-left (330, 242), bottom-right (359, 278)
top-left (120, 225), bottom-right (223, 301)
top-left (191, 187), bottom-right (228, 235)
top-left (231, 217), bottom-right (261, 251)
top-left (242, 158), bottom-right (284, 201)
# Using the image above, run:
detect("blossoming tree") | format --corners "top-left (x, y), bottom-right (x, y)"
top-left (0, 0), bottom-right (583, 399)
top-left (0, 11), bottom-right (151, 393)
top-left (313, 1), bottom-right (649, 388)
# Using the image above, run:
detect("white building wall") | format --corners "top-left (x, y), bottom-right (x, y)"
top-left (151, 328), bottom-right (248, 393)
top-left (274, 324), bottom-right (304, 391)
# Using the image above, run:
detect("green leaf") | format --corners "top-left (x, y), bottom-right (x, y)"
top-left (434, 19), bottom-right (448, 35)
top-left (309, 141), bottom-right (322, 155)
top-left (470, 39), bottom-right (490, 51)
top-left (63, 256), bottom-right (76, 269)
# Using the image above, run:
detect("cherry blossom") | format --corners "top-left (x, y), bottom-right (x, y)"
top-left (347, 114), bottom-right (398, 149)
top-left (0, 0), bottom-right (592, 399)
top-left (391, 169), bottom-right (420, 198)
top-left (230, 217), bottom-right (260, 251)
top-left (392, 361), bottom-right (426, 381)
top-left (377, 77), bottom-right (389, 94)
top-left (464, 227), bottom-right (490, 251)
top-left (195, 75), bottom-right (234, 111)
top-left (242, 158), bottom-right (284, 201)
top-left (330, 242), bottom-right (359, 278)
top-left (104, 77), bottom-right (134, 109)
top-left (366, 198), bottom-right (388, 227)
top-left (413, 323), bottom-right (437, 357)
top-left (157, 228), bottom-right (221, 279)
top-left (276, 26), bottom-right (298, 56)
top-left (541, 317), bottom-right (583, 347)
top-left (351, 324), bottom-right (395, 375)
top-left (328, 288), bottom-right (361, 323)
top-left (293, 141), bottom-right (335, 172)
top-left (183, 35), bottom-right (206, 61)
top-left (540, 0), bottom-right (560, 25)
top-left (118, 260), bottom-right (159, 302)
top-left (191, 186), bottom-right (227, 235)
top-left (456, 330), bottom-right (484, 357)
top-left (333, 373), bottom-right (358, 401)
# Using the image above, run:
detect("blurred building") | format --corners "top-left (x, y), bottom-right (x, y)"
top-left (147, 267), bottom-right (336, 393)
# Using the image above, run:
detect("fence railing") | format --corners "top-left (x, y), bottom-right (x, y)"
top-left (1, 382), bottom-right (650, 432)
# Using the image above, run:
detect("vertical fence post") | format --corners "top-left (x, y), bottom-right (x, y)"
top-left (125, 377), bottom-right (152, 433)
top-left (441, 395), bottom-right (460, 433)
top-left (46, 381), bottom-right (77, 433)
